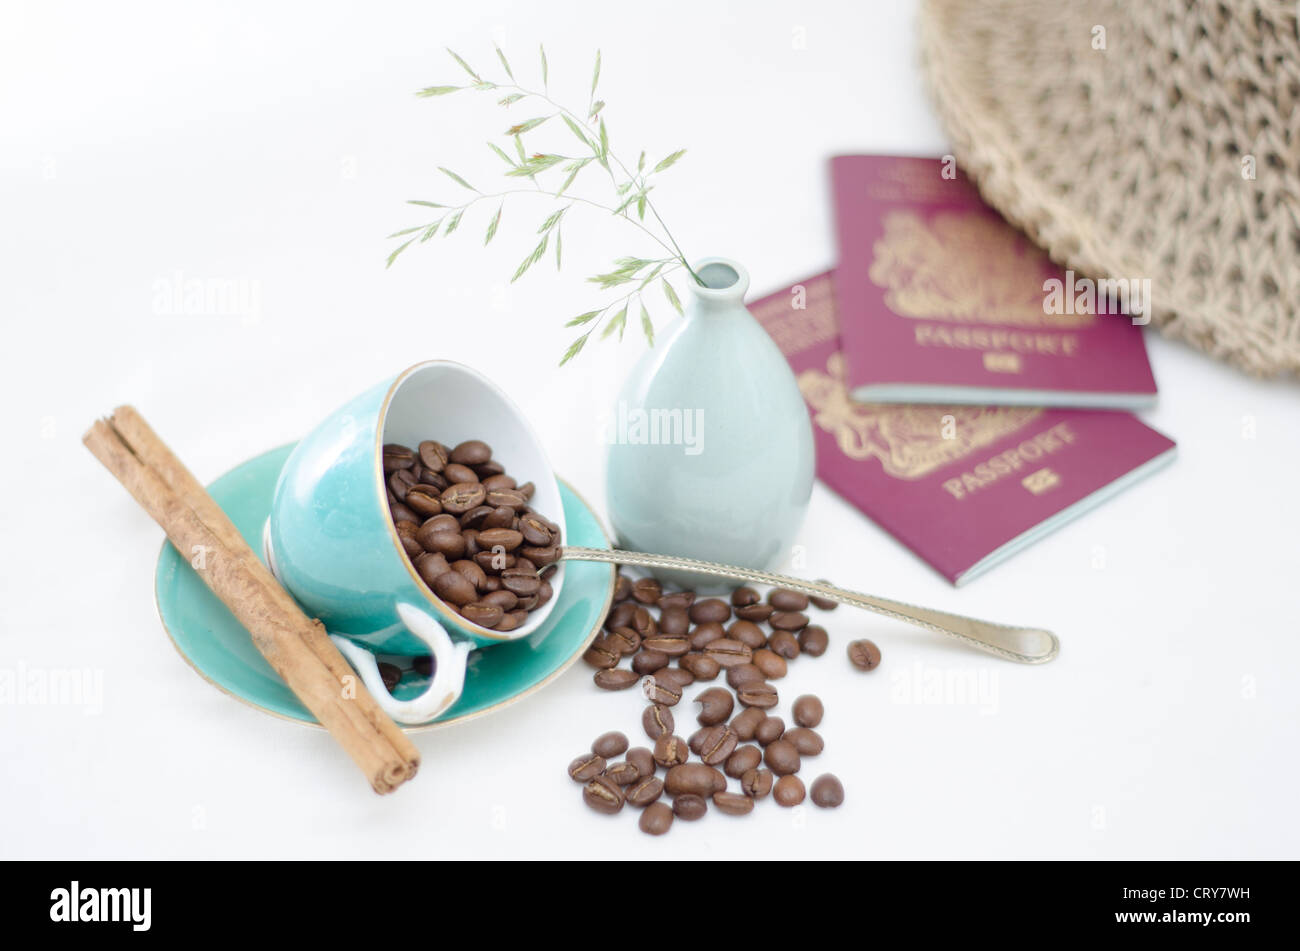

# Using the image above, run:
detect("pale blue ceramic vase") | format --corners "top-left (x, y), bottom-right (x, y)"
top-left (605, 258), bottom-right (815, 591)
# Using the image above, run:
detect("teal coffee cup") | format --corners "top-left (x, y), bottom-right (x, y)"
top-left (263, 361), bottom-right (567, 724)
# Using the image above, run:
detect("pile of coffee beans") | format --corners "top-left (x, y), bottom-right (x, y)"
top-left (570, 576), bottom-right (880, 834)
top-left (383, 438), bottom-right (561, 632)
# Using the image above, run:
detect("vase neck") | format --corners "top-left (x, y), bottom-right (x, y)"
top-left (686, 257), bottom-right (750, 312)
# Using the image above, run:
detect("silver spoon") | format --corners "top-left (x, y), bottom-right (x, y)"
top-left (560, 547), bottom-right (1059, 665)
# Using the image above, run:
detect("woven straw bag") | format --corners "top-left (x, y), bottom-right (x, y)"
top-left (919, 0), bottom-right (1300, 377)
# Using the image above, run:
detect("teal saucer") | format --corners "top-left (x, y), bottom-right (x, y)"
top-left (154, 444), bottom-right (614, 731)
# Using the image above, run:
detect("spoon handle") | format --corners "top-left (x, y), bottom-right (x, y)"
top-left (559, 546), bottom-right (1059, 665)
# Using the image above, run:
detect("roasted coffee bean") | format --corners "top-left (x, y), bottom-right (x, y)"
top-left (687, 727), bottom-right (710, 756)
top-left (451, 558), bottom-right (487, 589)
top-left (460, 601), bottom-right (503, 628)
top-left (738, 682), bottom-right (779, 709)
top-left (433, 570), bottom-right (477, 606)
top-left (694, 687), bottom-right (734, 725)
top-left (605, 601), bottom-right (636, 631)
top-left (516, 480), bottom-right (535, 501)
top-left (808, 585), bottom-right (839, 611)
top-left (626, 775), bottom-right (664, 808)
top-left (642, 633), bottom-right (690, 657)
top-left (568, 753), bottom-right (606, 782)
top-left (382, 444), bottom-right (416, 472)
top-left (399, 533), bottom-right (424, 558)
top-left (755, 716), bottom-right (786, 746)
top-left (481, 505), bottom-right (515, 530)
top-left (521, 545), bottom-right (560, 567)
top-left (583, 775), bottom-right (624, 814)
top-left (519, 514), bottom-right (553, 546)
top-left (594, 668), bottom-right (640, 690)
top-left (506, 609), bottom-right (528, 628)
top-left (664, 763), bottom-right (726, 797)
top-left (394, 518), bottom-right (421, 540)
top-left (725, 744), bottom-right (762, 778)
top-left (764, 738), bottom-right (801, 775)
top-left (734, 602), bottom-right (774, 622)
top-left (673, 794), bottom-right (708, 821)
top-left (449, 439), bottom-right (492, 466)
top-left (690, 598), bottom-right (731, 624)
top-left (697, 724), bottom-right (739, 766)
top-left (474, 459), bottom-right (505, 479)
top-left (798, 624), bottom-right (829, 657)
top-left (730, 706), bottom-right (766, 741)
top-left (494, 612), bottom-right (522, 632)
top-left (592, 731), bottom-right (629, 758)
top-left (730, 586), bottom-right (760, 607)
top-left (713, 791), bottom-right (754, 816)
top-left (405, 485), bottom-right (447, 517)
top-left (848, 638), bottom-right (882, 670)
top-left (418, 440), bottom-right (448, 472)
top-left (688, 621), bottom-right (725, 650)
top-left (633, 649), bottom-right (669, 675)
top-left (613, 574), bottom-right (634, 603)
top-left (421, 530), bottom-right (466, 560)
top-left (679, 652), bottom-right (721, 680)
top-left (741, 767), bottom-right (774, 799)
top-left (784, 727), bottom-right (824, 756)
top-left (658, 606), bottom-right (690, 636)
top-left (629, 607), bottom-right (656, 638)
top-left (769, 588), bottom-right (810, 611)
top-left (770, 611), bottom-right (809, 632)
top-left (631, 577), bottom-right (662, 604)
top-left (638, 801), bottom-right (673, 835)
top-left (658, 591), bottom-right (695, 611)
top-left (414, 551), bottom-right (451, 587)
top-left (642, 703), bottom-right (674, 740)
top-left (485, 488), bottom-right (527, 509)
top-left (604, 760), bottom-right (641, 786)
top-left (725, 663), bottom-right (766, 690)
top-left (773, 774), bottom-right (806, 807)
top-left (423, 513), bottom-right (460, 533)
top-left (413, 654), bottom-right (434, 678)
top-left (752, 648), bottom-right (788, 679)
top-left (657, 668), bottom-right (695, 690)
top-left (727, 620), bottom-right (766, 649)
top-left (627, 747), bottom-right (655, 780)
top-left (482, 589), bottom-right (519, 611)
top-left (474, 548), bottom-right (513, 572)
top-left (501, 571), bottom-right (541, 597)
top-left (480, 473), bottom-right (516, 492)
top-left (441, 482), bottom-right (487, 514)
top-left (793, 694), bottom-right (824, 728)
top-left (653, 734), bottom-right (690, 768)
top-left (582, 639), bottom-right (621, 670)
top-left (442, 463), bottom-right (479, 487)
top-left (703, 639), bottom-right (752, 668)
top-left (608, 627), bottom-right (641, 655)
top-left (641, 673), bottom-right (682, 706)
top-left (477, 527), bottom-right (523, 551)
top-left (810, 773), bottom-right (844, 808)
top-left (390, 468), bottom-right (419, 499)
top-left (390, 501), bottom-right (420, 524)
top-left (483, 575), bottom-right (503, 593)
top-left (767, 630), bottom-right (801, 659)
top-left (378, 662), bottom-right (401, 692)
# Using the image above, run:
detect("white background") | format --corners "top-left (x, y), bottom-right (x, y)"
top-left (2, 0), bottom-right (1297, 859)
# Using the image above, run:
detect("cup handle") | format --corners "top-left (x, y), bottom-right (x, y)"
top-left (329, 602), bottom-right (471, 725)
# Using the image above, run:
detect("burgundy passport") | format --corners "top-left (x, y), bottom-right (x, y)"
top-left (830, 155), bottom-right (1158, 408)
top-left (751, 273), bottom-right (1177, 585)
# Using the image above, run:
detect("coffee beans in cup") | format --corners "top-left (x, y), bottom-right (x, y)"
top-left (383, 438), bottom-right (560, 631)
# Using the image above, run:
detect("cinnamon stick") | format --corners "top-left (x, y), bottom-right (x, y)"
top-left (84, 409), bottom-right (420, 794)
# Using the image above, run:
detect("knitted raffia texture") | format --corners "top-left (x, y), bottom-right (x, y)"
top-left (919, 0), bottom-right (1300, 377)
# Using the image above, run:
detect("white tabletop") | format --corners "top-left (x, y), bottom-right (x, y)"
top-left (3, 0), bottom-right (1297, 859)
